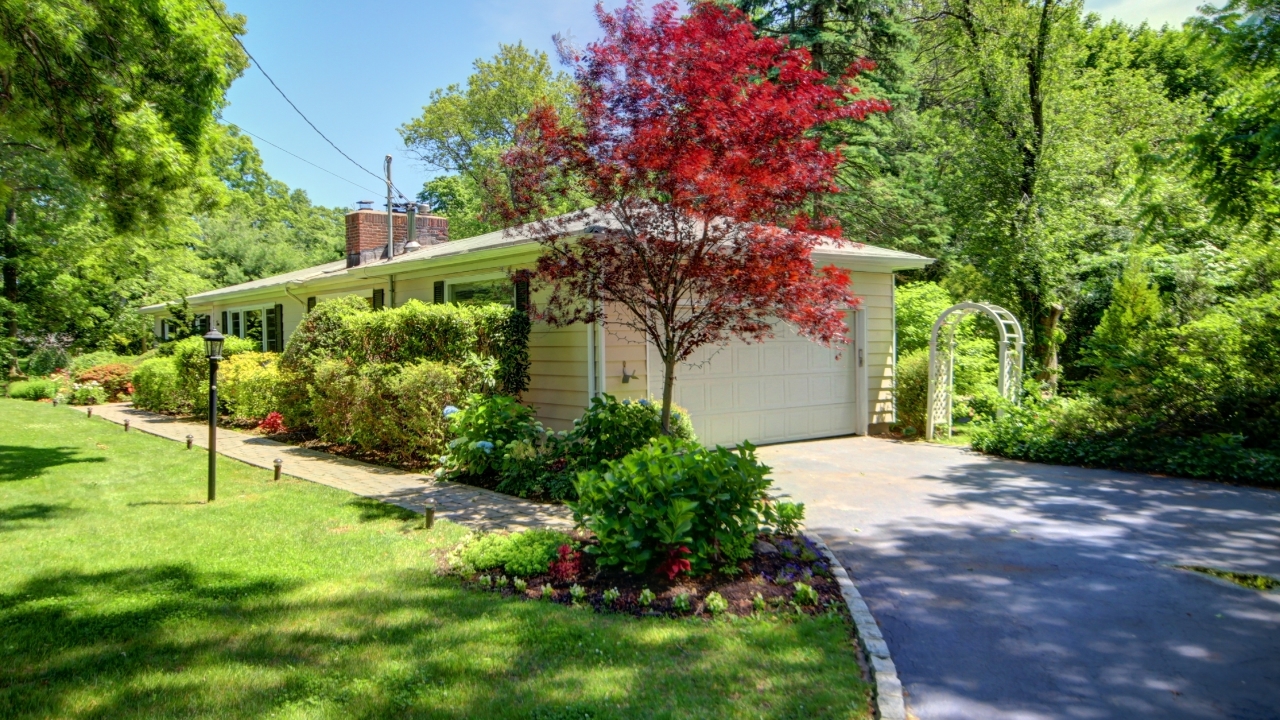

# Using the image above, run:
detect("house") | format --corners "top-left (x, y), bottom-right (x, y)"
top-left (141, 204), bottom-right (931, 446)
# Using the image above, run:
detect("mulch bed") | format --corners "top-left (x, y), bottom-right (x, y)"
top-left (464, 533), bottom-right (845, 619)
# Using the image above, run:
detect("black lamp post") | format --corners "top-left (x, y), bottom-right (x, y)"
top-left (203, 329), bottom-right (224, 502)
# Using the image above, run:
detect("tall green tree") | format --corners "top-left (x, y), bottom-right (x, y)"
top-left (400, 43), bottom-right (578, 236)
top-left (0, 0), bottom-right (246, 364)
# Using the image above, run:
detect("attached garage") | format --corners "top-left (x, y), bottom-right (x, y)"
top-left (644, 246), bottom-right (930, 447)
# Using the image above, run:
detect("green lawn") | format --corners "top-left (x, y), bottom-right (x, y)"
top-left (0, 399), bottom-right (870, 719)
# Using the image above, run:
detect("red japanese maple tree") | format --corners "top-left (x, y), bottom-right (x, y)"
top-left (504, 0), bottom-right (890, 433)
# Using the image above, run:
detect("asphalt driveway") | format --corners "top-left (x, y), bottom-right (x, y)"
top-left (758, 437), bottom-right (1280, 720)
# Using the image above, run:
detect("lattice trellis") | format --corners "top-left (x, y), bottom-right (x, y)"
top-left (925, 303), bottom-right (1024, 440)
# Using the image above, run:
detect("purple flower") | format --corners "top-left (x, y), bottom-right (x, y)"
top-left (443, 405), bottom-right (460, 418)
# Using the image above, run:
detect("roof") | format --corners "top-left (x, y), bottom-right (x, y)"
top-left (140, 210), bottom-right (930, 312)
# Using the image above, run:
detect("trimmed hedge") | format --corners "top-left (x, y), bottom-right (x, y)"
top-left (220, 353), bottom-right (282, 425)
top-left (172, 335), bottom-right (257, 414)
top-left (7, 379), bottom-right (60, 400)
top-left (310, 359), bottom-right (464, 462)
top-left (131, 358), bottom-right (183, 413)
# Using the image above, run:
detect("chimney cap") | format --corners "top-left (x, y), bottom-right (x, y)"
top-left (356, 200), bottom-right (374, 211)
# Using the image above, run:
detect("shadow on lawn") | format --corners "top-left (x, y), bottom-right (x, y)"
top-left (0, 503), bottom-right (79, 531)
top-left (0, 564), bottom-right (859, 720)
top-left (346, 497), bottom-right (419, 522)
top-left (0, 445), bottom-right (105, 483)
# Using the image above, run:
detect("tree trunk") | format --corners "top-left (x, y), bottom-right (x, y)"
top-left (3, 202), bottom-right (18, 376)
top-left (660, 352), bottom-right (677, 435)
top-left (1038, 302), bottom-right (1064, 386)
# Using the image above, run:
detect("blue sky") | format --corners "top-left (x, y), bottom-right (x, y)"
top-left (219, 0), bottom-right (1205, 210)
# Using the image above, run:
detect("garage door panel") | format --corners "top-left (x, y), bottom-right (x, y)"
top-left (660, 317), bottom-right (859, 447)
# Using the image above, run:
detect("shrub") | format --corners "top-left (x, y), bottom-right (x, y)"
top-left (68, 382), bottom-right (108, 405)
top-left (310, 359), bottom-right (463, 461)
top-left (458, 529), bottom-right (574, 576)
top-left (220, 352), bottom-right (282, 424)
top-left (76, 363), bottom-right (134, 401)
top-left (70, 351), bottom-right (138, 374)
top-left (894, 349), bottom-right (929, 433)
top-left (130, 358), bottom-right (183, 413)
top-left (257, 411), bottom-right (287, 434)
top-left (704, 591), bottom-right (728, 615)
top-left (570, 436), bottom-right (776, 576)
top-left (26, 345), bottom-right (69, 376)
top-left (7, 379), bottom-right (59, 400)
top-left (570, 394), bottom-right (697, 467)
top-left (442, 394), bottom-right (542, 477)
top-left (793, 582), bottom-right (819, 606)
top-left (970, 393), bottom-right (1280, 486)
top-left (172, 335), bottom-right (257, 414)
top-left (772, 501), bottom-right (805, 535)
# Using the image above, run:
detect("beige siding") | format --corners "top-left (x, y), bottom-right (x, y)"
top-left (848, 270), bottom-right (895, 426)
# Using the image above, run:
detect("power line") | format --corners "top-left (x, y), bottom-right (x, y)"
top-left (204, 0), bottom-right (387, 188)
top-left (229, 125), bottom-right (382, 196)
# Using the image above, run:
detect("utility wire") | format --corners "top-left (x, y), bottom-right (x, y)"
top-left (230, 125), bottom-right (382, 196)
top-left (204, 0), bottom-right (388, 188)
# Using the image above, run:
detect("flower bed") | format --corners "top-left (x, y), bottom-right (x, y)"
top-left (457, 532), bottom-right (842, 619)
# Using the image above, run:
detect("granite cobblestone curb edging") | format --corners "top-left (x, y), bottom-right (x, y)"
top-left (70, 403), bottom-right (573, 533)
top-left (803, 530), bottom-right (907, 720)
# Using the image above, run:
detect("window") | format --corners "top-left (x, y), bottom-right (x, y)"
top-left (244, 309), bottom-right (262, 345)
top-left (194, 315), bottom-right (210, 335)
top-left (448, 278), bottom-right (514, 306)
top-left (231, 311), bottom-right (242, 338)
top-left (264, 304), bottom-right (283, 351)
top-left (433, 280), bottom-right (445, 304)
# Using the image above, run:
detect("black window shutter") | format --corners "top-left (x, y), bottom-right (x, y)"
top-left (372, 289), bottom-right (385, 310)
top-left (306, 296), bottom-right (316, 313)
top-left (275, 304), bottom-right (284, 350)
top-left (514, 279), bottom-right (530, 312)
top-left (433, 280), bottom-right (445, 304)
top-left (221, 311), bottom-right (228, 332)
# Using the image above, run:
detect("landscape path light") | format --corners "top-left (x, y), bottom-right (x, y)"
top-left (203, 329), bottom-right (224, 502)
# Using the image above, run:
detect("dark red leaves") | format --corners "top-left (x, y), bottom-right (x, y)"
top-left (658, 545), bottom-right (693, 580)
top-left (549, 544), bottom-right (581, 582)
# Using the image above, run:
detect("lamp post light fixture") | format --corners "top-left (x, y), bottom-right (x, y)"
top-left (203, 329), bottom-right (225, 502)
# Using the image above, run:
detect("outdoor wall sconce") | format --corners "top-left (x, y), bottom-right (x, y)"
top-left (621, 361), bottom-right (639, 384)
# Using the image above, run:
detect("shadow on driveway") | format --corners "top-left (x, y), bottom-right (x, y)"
top-left (761, 438), bottom-right (1280, 720)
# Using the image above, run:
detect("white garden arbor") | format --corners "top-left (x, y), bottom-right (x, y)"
top-left (925, 303), bottom-right (1025, 440)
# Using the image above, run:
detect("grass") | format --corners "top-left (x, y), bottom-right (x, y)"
top-left (0, 399), bottom-right (870, 719)
top-left (1175, 565), bottom-right (1280, 591)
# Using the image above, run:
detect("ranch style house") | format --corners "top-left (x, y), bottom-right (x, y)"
top-left (141, 204), bottom-right (932, 447)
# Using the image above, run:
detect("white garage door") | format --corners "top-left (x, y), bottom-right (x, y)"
top-left (652, 319), bottom-right (863, 448)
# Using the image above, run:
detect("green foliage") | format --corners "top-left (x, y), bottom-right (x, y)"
top-left (571, 394), bottom-right (698, 468)
top-left (443, 394), bottom-right (541, 477)
top-left (310, 360), bottom-right (464, 462)
top-left (971, 394), bottom-right (1280, 486)
top-left (68, 382), bottom-right (107, 405)
top-left (895, 282), bottom-right (955, 355)
top-left (69, 352), bottom-right (138, 374)
top-left (457, 529), bottom-right (574, 577)
top-left (894, 349), bottom-right (929, 433)
top-left (25, 345), bottom-right (69, 376)
top-left (171, 335), bottom-right (256, 414)
top-left (772, 501), bottom-right (806, 535)
top-left (6, 379), bottom-right (59, 400)
top-left (219, 353), bottom-right (282, 424)
top-left (793, 582), bottom-right (819, 606)
top-left (280, 298), bottom-right (531, 432)
top-left (704, 591), bottom-right (729, 615)
top-left (673, 593), bottom-right (692, 613)
top-left (570, 437), bottom-right (776, 575)
top-left (130, 358), bottom-right (183, 414)
top-left (399, 43), bottom-right (581, 233)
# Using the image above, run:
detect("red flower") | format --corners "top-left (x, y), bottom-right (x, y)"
top-left (256, 412), bottom-right (287, 434)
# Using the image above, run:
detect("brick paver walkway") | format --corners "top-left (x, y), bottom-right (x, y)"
top-left (74, 403), bottom-right (573, 532)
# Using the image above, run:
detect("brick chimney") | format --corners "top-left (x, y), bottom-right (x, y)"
top-left (345, 206), bottom-right (449, 267)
